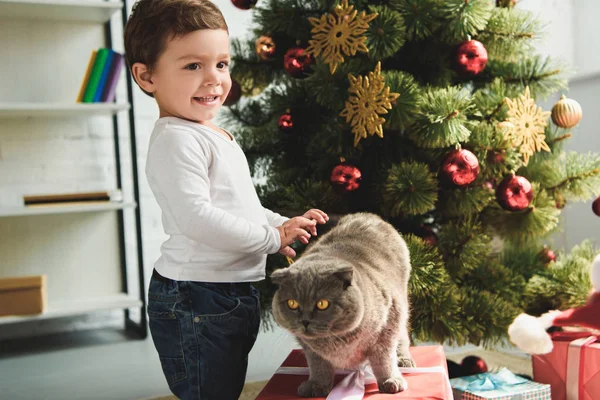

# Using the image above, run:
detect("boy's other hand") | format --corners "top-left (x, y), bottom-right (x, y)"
top-left (302, 209), bottom-right (329, 236)
top-left (276, 217), bottom-right (316, 258)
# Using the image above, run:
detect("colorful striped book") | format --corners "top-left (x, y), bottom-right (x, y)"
top-left (77, 48), bottom-right (126, 103)
top-left (100, 52), bottom-right (125, 103)
top-left (82, 48), bottom-right (110, 103)
top-left (76, 50), bottom-right (97, 103)
top-left (93, 49), bottom-right (115, 102)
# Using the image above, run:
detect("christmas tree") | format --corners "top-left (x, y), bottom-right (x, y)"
top-left (223, 0), bottom-right (600, 346)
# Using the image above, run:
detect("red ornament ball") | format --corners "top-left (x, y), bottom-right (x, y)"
top-left (231, 0), bottom-right (257, 10)
top-left (456, 40), bottom-right (488, 76)
top-left (440, 149), bottom-right (480, 187)
top-left (417, 225), bottom-right (438, 246)
top-left (278, 113), bottom-right (294, 132)
top-left (496, 175), bottom-right (534, 211)
top-left (461, 356), bottom-right (488, 376)
top-left (593, 197), bottom-right (600, 217)
top-left (283, 47), bottom-right (314, 79)
top-left (330, 163), bottom-right (362, 193)
top-left (540, 246), bottom-right (557, 264)
top-left (223, 79), bottom-right (241, 106)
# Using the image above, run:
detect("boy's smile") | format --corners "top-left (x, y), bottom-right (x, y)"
top-left (135, 29), bottom-right (232, 127)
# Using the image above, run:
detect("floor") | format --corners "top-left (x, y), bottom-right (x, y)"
top-left (0, 326), bottom-right (532, 400)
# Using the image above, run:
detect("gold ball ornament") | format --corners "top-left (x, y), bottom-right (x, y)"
top-left (255, 35), bottom-right (276, 61)
top-left (551, 95), bottom-right (582, 129)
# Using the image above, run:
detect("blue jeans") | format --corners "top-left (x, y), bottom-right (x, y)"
top-left (147, 270), bottom-right (261, 400)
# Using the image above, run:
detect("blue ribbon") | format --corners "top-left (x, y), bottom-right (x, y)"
top-left (451, 368), bottom-right (528, 392)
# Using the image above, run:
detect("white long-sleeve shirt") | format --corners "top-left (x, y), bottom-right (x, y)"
top-left (145, 117), bottom-right (289, 282)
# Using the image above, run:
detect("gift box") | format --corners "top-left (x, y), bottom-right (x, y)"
top-left (450, 368), bottom-right (551, 399)
top-left (532, 331), bottom-right (600, 400)
top-left (255, 345), bottom-right (453, 399)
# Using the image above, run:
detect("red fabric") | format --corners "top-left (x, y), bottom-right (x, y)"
top-left (532, 332), bottom-right (600, 400)
top-left (553, 293), bottom-right (600, 331)
top-left (255, 345), bottom-right (450, 400)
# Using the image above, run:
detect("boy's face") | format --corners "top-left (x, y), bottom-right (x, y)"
top-left (142, 29), bottom-right (232, 124)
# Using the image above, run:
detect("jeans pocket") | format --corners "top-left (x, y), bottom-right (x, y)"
top-left (148, 308), bottom-right (187, 386)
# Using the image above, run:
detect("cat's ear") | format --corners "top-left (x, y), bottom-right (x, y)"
top-left (333, 265), bottom-right (353, 290)
top-left (270, 267), bottom-right (292, 286)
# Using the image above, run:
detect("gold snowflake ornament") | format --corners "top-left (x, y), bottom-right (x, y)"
top-left (340, 62), bottom-right (400, 147)
top-left (503, 86), bottom-right (551, 165)
top-left (306, 0), bottom-right (377, 74)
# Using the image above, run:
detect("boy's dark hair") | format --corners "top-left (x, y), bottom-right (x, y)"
top-left (124, 0), bottom-right (228, 96)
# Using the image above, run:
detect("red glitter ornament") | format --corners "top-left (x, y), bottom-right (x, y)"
top-left (231, 0), bottom-right (257, 10)
top-left (461, 356), bottom-right (488, 376)
top-left (278, 113), bottom-right (294, 132)
top-left (540, 246), bottom-right (557, 264)
top-left (496, 175), bottom-right (534, 211)
top-left (456, 40), bottom-right (488, 76)
top-left (593, 197), bottom-right (600, 217)
top-left (283, 47), bottom-right (314, 79)
top-left (330, 163), bottom-right (362, 193)
top-left (223, 79), bottom-right (241, 106)
top-left (440, 149), bottom-right (480, 187)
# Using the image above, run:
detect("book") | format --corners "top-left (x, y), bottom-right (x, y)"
top-left (82, 48), bottom-right (110, 103)
top-left (100, 52), bottom-right (125, 103)
top-left (23, 191), bottom-right (111, 205)
top-left (92, 49), bottom-right (115, 102)
top-left (76, 50), bottom-right (97, 103)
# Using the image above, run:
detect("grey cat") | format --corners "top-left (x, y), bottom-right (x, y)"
top-left (270, 212), bottom-right (415, 397)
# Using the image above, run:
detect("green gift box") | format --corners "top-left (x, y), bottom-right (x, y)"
top-left (450, 368), bottom-right (551, 400)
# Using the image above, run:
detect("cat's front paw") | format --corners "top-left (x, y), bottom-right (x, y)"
top-left (298, 380), bottom-right (332, 398)
top-left (398, 357), bottom-right (416, 368)
top-left (378, 375), bottom-right (408, 394)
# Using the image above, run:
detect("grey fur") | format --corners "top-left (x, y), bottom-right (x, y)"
top-left (271, 212), bottom-right (415, 397)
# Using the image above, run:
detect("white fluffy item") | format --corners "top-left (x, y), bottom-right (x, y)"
top-left (508, 254), bottom-right (600, 355)
top-left (508, 310), bottom-right (562, 355)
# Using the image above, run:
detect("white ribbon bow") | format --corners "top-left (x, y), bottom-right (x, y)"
top-left (275, 364), bottom-right (454, 400)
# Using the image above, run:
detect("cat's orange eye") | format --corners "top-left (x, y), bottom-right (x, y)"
top-left (287, 299), bottom-right (299, 310)
top-left (316, 299), bottom-right (329, 310)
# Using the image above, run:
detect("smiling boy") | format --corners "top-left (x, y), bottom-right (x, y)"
top-left (124, 1), bottom-right (328, 398)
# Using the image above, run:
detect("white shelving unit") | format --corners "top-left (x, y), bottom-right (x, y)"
top-left (0, 0), bottom-right (123, 23)
top-left (0, 201), bottom-right (136, 217)
top-left (0, 0), bottom-right (146, 340)
top-left (0, 294), bottom-right (142, 325)
top-left (0, 102), bottom-right (130, 118)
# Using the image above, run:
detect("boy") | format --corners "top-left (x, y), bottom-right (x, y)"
top-left (124, 1), bottom-right (328, 398)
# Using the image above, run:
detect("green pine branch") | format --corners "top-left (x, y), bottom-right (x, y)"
top-left (440, 0), bottom-right (494, 43)
top-left (410, 86), bottom-right (477, 148)
top-left (383, 161), bottom-right (438, 216)
top-left (478, 8), bottom-right (543, 60)
top-left (365, 6), bottom-right (407, 60)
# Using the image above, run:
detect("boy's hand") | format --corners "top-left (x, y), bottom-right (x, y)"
top-left (276, 217), bottom-right (316, 258)
top-left (302, 209), bottom-right (329, 236)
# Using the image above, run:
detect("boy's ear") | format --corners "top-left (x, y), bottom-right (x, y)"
top-left (131, 62), bottom-right (155, 94)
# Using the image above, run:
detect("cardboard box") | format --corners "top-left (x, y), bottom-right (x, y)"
top-left (533, 331), bottom-right (600, 400)
top-left (0, 275), bottom-right (47, 317)
top-left (256, 345), bottom-right (452, 399)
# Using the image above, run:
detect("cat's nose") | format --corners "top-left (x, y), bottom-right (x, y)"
top-left (301, 320), bottom-right (310, 328)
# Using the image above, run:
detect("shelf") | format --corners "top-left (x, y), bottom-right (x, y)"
top-left (0, 0), bottom-right (123, 23)
top-left (0, 201), bottom-right (136, 217)
top-left (0, 293), bottom-right (142, 325)
top-left (0, 102), bottom-right (130, 118)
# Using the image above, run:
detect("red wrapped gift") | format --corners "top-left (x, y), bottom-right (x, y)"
top-left (255, 345), bottom-right (453, 399)
top-left (532, 331), bottom-right (600, 400)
